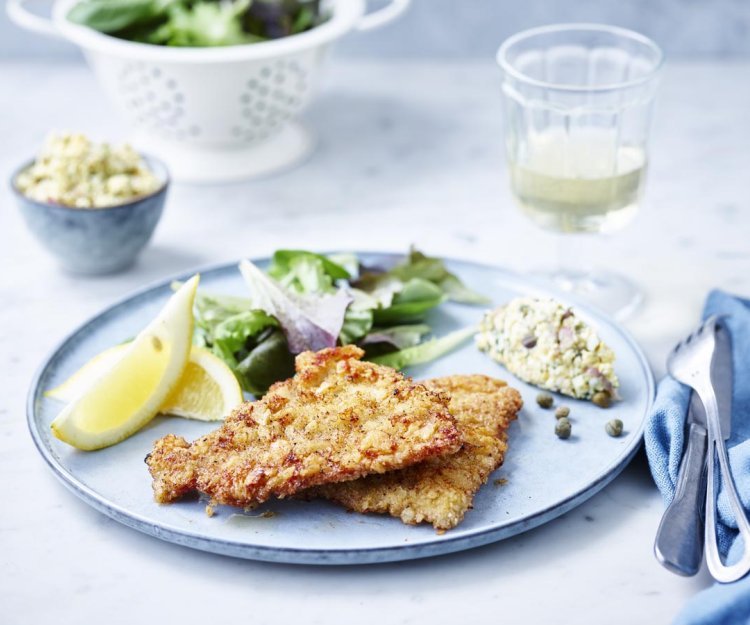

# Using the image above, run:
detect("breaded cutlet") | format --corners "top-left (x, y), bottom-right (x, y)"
top-left (306, 375), bottom-right (522, 530)
top-left (146, 346), bottom-right (461, 506)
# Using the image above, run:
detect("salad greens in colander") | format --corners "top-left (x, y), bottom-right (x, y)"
top-left (176, 248), bottom-right (488, 396)
top-left (67, 0), bottom-right (326, 47)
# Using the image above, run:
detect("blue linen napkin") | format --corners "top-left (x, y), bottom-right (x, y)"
top-left (645, 290), bottom-right (750, 625)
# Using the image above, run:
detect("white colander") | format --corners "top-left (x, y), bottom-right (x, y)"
top-left (8, 0), bottom-right (410, 182)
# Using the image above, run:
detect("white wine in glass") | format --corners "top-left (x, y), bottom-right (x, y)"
top-left (509, 128), bottom-right (647, 234)
top-left (498, 24), bottom-right (662, 318)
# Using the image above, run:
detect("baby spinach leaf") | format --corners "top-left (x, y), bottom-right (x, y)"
top-left (236, 328), bottom-right (295, 396)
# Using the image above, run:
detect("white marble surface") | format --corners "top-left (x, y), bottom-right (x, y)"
top-left (1, 59), bottom-right (749, 624)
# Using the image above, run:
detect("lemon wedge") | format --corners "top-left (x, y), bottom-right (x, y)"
top-left (45, 344), bottom-right (129, 403)
top-left (160, 347), bottom-right (243, 421)
top-left (50, 275), bottom-right (200, 450)
top-left (47, 344), bottom-right (243, 423)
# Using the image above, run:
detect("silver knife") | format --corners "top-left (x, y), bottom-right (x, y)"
top-left (654, 391), bottom-right (708, 576)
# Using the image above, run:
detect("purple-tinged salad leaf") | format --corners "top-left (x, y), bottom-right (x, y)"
top-left (239, 259), bottom-right (353, 354)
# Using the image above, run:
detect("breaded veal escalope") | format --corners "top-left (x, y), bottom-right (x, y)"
top-left (306, 375), bottom-right (522, 530)
top-left (146, 345), bottom-right (461, 506)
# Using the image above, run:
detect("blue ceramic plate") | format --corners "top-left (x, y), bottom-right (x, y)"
top-left (27, 254), bottom-right (654, 565)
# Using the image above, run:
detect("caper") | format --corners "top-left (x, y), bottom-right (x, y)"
top-left (592, 391), bottom-right (612, 408)
top-left (536, 392), bottom-right (554, 409)
top-left (555, 417), bottom-right (572, 439)
top-left (521, 334), bottom-right (538, 349)
top-left (605, 419), bottom-right (624, 437)
top-left (554, 406), bottom-right (570, 419)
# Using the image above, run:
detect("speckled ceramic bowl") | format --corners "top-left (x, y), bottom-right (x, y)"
top-left (11, 155), bottom-right (169, 275)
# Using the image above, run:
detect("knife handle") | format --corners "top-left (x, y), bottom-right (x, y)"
top-left (654, 422), bottom-right (708, 576)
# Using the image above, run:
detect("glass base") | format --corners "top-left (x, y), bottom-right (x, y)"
top-left (532, 268), bottom-right (643, 321)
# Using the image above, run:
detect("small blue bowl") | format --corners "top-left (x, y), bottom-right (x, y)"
top-left (11, 155), bottom-right (169, 275)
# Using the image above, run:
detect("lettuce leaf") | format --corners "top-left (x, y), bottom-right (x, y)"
top-left (268, 250), bottom-right (350, 291)
top-left (268, 250), bottom-right (351, 282)
top-left (339, 308), bottom-right (374, 345)
top-left (372, 278), bottom-right (445, 324)
top-left (370, 326), bottom-right (477, 370)
top-left (211, 310), bottom-right (278, 359)
top-left (360, 324), bottom-right (431, 349)
top-left (360, 248), bottom-right (490, 305)
top-left (239, 259), bottom-right (352, 354)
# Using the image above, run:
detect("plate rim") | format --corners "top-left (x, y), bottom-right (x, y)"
top-left (27, 252), bottom-right (655, 565)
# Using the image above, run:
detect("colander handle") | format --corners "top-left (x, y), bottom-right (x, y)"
top-left (356, 0), bottom-right (411, 31)
top-left (7, 0), bottom-right (63, 39)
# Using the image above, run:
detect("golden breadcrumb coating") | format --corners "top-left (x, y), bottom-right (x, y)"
top-left (146, 346), bottom-right (461, 506)
top-left (306, 375), bottom-right (522, 530)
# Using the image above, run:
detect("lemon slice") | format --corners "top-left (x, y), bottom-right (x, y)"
top-left (47, 344), bottom-right (242, 423)
top-left (50, 275), bottom-right (199, 450)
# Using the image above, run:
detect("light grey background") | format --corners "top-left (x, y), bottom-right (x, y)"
top-left (3, 0), bottom-right (750, 60)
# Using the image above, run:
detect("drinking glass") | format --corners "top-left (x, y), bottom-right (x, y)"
top-left (497, 24), bottom-right (663, 319)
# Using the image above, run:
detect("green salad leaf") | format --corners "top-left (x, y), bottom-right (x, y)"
top-left (210, 309), bottom-right (278, 358)
top-left (360, 324), bottom-right (432, 350)
top-left (360, 247), bottom-right (490, 305)
top-left (269, 250), bottom-right (350, 286)
top-left (266, 250), bottom-right (350, 296)
top-left (372, 278), bottom-right (445, 324)
top-left (339, 307), bottom-right (374, 346)
top-left (371, 326), bottom-right (478, 370)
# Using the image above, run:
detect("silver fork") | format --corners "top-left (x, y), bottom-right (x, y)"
top-left (667, 315), bottom-right (750, 583)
